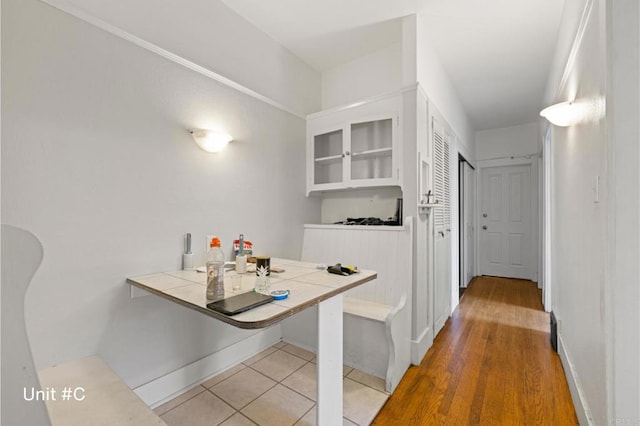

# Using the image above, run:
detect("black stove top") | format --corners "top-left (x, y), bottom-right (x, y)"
top-left (334, 217), bottom-right (400, 226)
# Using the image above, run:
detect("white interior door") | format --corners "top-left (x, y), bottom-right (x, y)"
top-left (433, 117), bottom-right (451, 334)
top-left (479, 165), bottom-right (532, 279)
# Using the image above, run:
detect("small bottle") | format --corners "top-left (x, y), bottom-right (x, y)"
top-left (235, 233), bottom-right (247, 274)
top-left (206, 237), bottom-right (225, 301)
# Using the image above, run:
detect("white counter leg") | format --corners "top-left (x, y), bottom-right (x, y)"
top-left (316, 294), bottom-right (343, 425)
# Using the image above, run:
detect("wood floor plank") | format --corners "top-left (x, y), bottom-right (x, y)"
top-left (372, 276), bottom-right (578, 426)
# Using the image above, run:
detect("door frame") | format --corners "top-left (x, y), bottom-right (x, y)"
top-left (475, 155), bottom-right (539, 282)
top-left (542, 128), bottom-right (552, 310)
top-left (458, 155), bottom-right (475, 291)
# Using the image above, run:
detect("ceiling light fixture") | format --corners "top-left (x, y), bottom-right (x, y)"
top-left (189, 129), bottom-right (233, 153)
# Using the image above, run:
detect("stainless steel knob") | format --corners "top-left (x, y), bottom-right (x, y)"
top-left (482, 225), bottom-right (488, 230)
top-left (483, 213), bottom-right (488, 218)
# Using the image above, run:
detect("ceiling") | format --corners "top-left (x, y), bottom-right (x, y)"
top-left (223, 0), bottom-right (566, 131)
top-left (56, 0), bottom-right (565, 131)
top-left (220, 0), bottom-right (421, 71)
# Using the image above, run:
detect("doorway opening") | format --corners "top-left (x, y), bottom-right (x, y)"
top-left (458, 155), bottom-right (475, 299)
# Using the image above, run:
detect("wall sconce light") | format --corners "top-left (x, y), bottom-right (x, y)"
top-left (540, 97), bottom-right (606, 127)
top-left (189, 129), bottom-right (233, 152)
top-left (540, 101), bottom-right (580, 127)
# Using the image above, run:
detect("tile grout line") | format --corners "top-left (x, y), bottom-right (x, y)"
top-left (158, 343), bottom-right (388, 425)
top-left (155, 385), bottom-right (207, 418)
top-left (206, 367), bottom-right (278, 415)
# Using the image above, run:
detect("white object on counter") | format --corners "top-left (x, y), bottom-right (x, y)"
top-left (182, 253), bottom-right (194, 270)
top-left (236, 254), bottom-right (247, 273)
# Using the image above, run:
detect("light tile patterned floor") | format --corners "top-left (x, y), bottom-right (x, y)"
top-left (154, 342), bottom-right (388, 426)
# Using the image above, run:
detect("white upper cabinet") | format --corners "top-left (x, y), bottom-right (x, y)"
top-left (307, 93), bottom-right (402, 195)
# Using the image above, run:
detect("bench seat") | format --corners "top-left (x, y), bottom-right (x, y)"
top-left (38, 356), bottom-right (165, 426)
top-left (343, 297), bottom-right (393, 322)
top-left (294, 219), bottom-right (414, 394)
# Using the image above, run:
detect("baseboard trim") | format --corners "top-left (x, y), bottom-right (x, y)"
top-left (410, 326), bottom-right (432, 365)
top-left (557, 334), bottom-right (594, 425)
top-left (434, 314), bottom-right (448, 337)
top-left (134, 326), bottom-right (281, 407)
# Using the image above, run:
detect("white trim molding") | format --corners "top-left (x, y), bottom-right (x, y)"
top-left (37, 0), bottom-right (306, 120)
top-left (135, 326), bottom-right (281, 407)
top-left (558, 334), bottom-right (594, 425)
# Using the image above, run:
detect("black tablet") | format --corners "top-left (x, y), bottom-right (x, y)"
top-left (207, 292), bottom-right (274, 316)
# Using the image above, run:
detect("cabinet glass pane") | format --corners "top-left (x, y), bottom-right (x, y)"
top-left (314, 129), bottom-right (343, 185)
top-left (350, 118), bottom-right (393, 181)
top-left (314, 129), bottom-right (343, 159)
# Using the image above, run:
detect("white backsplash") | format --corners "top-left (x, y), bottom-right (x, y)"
top-left (319, 187), bottom-right (403, 224)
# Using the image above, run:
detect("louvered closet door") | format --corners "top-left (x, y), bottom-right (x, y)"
top-left (432, 117), bottom-right (451, 335)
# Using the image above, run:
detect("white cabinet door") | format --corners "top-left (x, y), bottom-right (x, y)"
top-left (479, 165), bottom-right (532, 279)
top-left (309, 125), bottom-right (347, 192)
top-left (306, 95), bottom-right (401, 195)
top-left (348, 114), bottom-right (398, 188)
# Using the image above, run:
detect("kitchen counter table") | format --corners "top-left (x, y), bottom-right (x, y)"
top-left (127, 258), bottom-right (376, 424)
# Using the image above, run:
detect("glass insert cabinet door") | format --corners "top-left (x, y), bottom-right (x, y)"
top-left (350, 117), bottom-right (393, 181)
top-left (309, 114), bottom-right (397, 192)
top-left (313, 128), bottom-right (344, 185)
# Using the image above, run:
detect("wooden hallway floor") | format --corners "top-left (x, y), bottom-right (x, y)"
top-left (373, 276), bottom-right (578, 425)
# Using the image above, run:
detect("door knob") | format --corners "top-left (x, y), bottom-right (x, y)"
top-left (482, 225), bottom-right (488, 230)
top-left (483, 213), bottom-right (488, 218)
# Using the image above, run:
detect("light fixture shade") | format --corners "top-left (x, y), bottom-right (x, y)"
top-left (540, 101), bottom-right (579, 127)
top-left (189, 129), bottom-right (233, 152)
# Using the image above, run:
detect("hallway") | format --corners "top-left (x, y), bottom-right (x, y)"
top-left (373, 276), bottom-right (578, 425)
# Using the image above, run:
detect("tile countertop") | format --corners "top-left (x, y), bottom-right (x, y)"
top-left (127, 258), bottom-right (377, 329)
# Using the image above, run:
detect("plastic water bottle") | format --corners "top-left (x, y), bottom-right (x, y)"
top-left (206, 237), bottom-right (225, 301)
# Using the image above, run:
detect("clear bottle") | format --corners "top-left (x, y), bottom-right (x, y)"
top-left (206, 237), bottom-right (225, 301)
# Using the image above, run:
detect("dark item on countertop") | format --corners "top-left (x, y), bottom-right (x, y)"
top-left (327, 263), bottom-right (358, 276)
top-left (207, 291), bottom-right (274, 316)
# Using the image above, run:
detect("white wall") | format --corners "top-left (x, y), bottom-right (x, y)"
top-left (544, 0), bottom-right (592, 108)
top-left (40, 0), bottom-right (321, 116)
top-left (2, 0), bottom-right (319, 398)
top-left (415, 12), bottom-right (475, 158)
top-left (608, 0), bottom-right (640, 422)
top-left (544, 0), bottom-right (607, 423)
top-left (476, 122), bottom-right (539, 161)
top-left (414, 13), bottom-right (476, 324)
top-left (321, 42), bottom-right (403, 110)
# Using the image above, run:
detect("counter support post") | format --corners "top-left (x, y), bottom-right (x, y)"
top-left (316, 294), bottom-right (343, 424)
